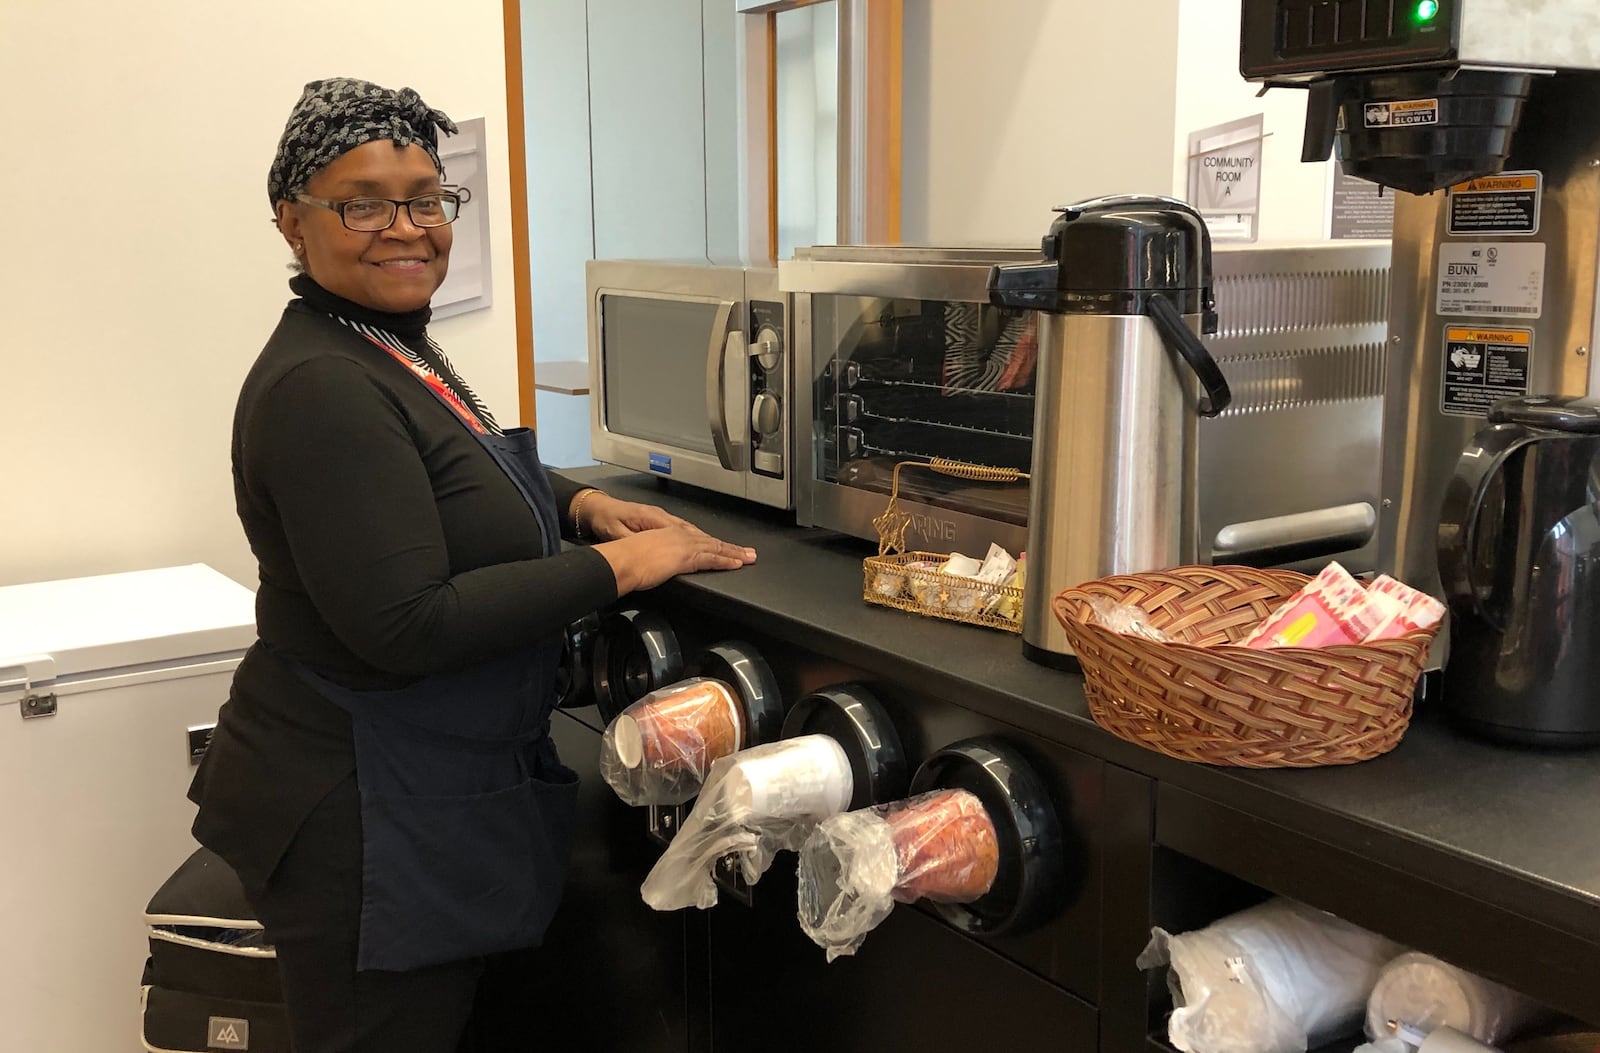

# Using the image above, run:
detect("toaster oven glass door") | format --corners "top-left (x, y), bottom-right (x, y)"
top-left (809, 294), bottom-right (1036, 532)
top-left (600, 293), bottom-right (725, 457)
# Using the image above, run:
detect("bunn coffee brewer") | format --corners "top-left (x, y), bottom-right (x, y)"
top-left (1240, 1), bottom-right (1600, 708)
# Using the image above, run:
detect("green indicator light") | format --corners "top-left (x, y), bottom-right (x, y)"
top-left (1415, 0), bottom-right (1439, 22)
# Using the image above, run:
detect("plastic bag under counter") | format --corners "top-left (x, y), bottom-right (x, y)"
top-left (1139, 897), bottom-right (1404, 1053)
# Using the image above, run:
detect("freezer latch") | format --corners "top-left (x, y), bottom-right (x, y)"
top-left (0, 658), bottom-right (58, 720)
top-left (20, 693), bottom-right (57, 719)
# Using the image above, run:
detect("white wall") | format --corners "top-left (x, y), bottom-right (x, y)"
top-left (0, 0), bottom-right (520, 590)
top-left (898, 0), bottom-right (1334, 247)
top-left (900, 0), bottom-right (1183, 247)
top-left (1171, 0), bottom-right (1331, 242)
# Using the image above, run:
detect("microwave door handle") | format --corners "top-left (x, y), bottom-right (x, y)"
top-left (705, 300), bottom-right (744, 471)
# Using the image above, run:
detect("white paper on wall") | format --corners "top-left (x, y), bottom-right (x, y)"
top-left (434, 116), bottom-right (493, 320)
top-left (1187, 114), bottom-right (1265, 243)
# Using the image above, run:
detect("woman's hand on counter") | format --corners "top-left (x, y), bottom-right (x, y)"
top-left (594, 525), bottom-right (756, 594)
top-left (579, 493), bottom-right (688, 541)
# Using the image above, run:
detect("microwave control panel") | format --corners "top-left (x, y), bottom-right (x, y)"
top-left (749, 299), bottom-right (786, 479)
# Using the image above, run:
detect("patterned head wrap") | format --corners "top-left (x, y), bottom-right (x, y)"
top-left (267, 77), bottom-right (458, 207)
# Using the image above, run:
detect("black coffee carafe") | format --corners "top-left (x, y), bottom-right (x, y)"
top-left (1437, 395), bottom-right (1600, 746)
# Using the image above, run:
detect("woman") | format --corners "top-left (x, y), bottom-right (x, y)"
top-left (188, 77), bottom-right (755, 1053)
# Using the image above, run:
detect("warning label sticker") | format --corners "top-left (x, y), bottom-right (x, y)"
top-left (1436, 242), bottom-right (1546, 318)
top-left (1448, 171), bottom-right (1542, 236)
top-left (1363, 99), bottom-right (1439, 128)
top-left (1441, 326), bottom-right (1533, 418)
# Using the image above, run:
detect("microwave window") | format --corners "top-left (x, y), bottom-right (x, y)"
top-left (809, 294), bottom-right (1036, 526)
top-left (601, 295), bottom-right (719, 456)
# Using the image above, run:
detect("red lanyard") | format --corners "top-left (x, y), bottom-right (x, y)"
top-left (361, 335), bottom-right (489, 435)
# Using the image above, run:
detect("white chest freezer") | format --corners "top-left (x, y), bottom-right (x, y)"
top-left (0, 563), bottom-right (256, 1053)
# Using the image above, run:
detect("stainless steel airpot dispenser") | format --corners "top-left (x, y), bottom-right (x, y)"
top-left (989, 195), bottom-right (1232, 669)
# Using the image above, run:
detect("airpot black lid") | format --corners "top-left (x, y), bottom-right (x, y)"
top-left (989, 195), bottom-right (1216, 321)
top-left (1488, 395), bottom-right (1600, 434)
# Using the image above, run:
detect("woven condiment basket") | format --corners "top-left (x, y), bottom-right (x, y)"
top-left (1052, 565), bottom-right (1439, 768)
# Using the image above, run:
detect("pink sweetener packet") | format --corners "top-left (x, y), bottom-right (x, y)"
top-left (1241, 562), bottom-right (1383, 649)
top-left (1363, 575), bottom-right (1446, 641)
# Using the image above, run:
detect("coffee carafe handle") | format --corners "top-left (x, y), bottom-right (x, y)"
top-left (1146, 292), bottom-right (1231, 418)
top-left (1437, 422), bottom-right (1538, 630)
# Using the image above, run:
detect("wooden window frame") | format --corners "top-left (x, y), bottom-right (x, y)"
top-left (502, 0), bottom-right (901, 425)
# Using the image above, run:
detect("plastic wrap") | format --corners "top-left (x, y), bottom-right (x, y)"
top-left (639, 735), bottom-right (853, 911)
top-left (1365, 576), bottom-right (1447, 642)
top-left (1089, 595), bottom-right (1172, 642)
top-left (1358, 1027), bottom-right (1504, 1052)
top-left (1366, 952), bottom-right (1548, 1047)
top-left (871, 559), bottom-right (940, 600)
top-left (1137, 897), bottom-right (1404, 1053)
top-left (599, 678), bottom-right (744, 806)
top-left (1355, 1039), bottom-right (1413, 1053)
top-left (1243, 562), bottom-right (1383, 649)
top-left (795, 788), bottom-right (1000, 961)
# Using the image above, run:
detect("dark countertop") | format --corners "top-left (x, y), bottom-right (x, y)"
top-left (559, 467), bottom-right (1600, 985)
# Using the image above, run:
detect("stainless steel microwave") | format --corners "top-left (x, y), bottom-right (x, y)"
top-left (587, 260), bottom-right (791, 509)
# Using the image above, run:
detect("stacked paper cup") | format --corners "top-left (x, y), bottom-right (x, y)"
top-left (796, 788), bottom-right (1002, 961)
top-left (721, 734), bottom-right (854, 822)
top-left (1365, 952), bottom-right (1549, 1048)
top-left (601, 676), bottom-right (745, 806)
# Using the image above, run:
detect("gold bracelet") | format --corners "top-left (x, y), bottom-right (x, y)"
top-left (570, 488), bottom-right (604, 540)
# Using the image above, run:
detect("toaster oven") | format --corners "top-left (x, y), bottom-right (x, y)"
top-left (782, 246), bottom-right (1043, 556)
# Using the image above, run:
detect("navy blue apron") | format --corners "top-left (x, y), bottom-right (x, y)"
top-left (285, 352), bottom-right (578, 974)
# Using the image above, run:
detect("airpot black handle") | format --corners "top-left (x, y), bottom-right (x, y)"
top-left (908, 737), bottom-right (1064, 937)
top-left (1147, 292), bottom-right (1232, 418)
top-left (590, 608), bottom-right (684, 724)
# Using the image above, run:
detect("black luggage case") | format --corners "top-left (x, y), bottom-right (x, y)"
top-left (141, 846), bottom-right (289, 1052)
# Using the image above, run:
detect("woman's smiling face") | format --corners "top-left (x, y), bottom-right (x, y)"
top-left (276, 141), bottom-right (452, 313)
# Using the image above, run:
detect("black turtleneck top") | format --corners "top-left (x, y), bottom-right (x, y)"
top-left (190, 277), bottom-right (617, 892)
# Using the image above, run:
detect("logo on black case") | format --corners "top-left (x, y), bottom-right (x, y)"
top-left (208, 1016), bottom-right (249, 1049)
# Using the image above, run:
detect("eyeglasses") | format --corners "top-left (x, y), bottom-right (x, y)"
top-left (294, 187), bottom-right (472, 232)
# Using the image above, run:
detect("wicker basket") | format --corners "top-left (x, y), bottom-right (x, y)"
top-left (861, 459), bottom-right (1027, 635)
top-left (1052, 565), bottom-right (1439, 768)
